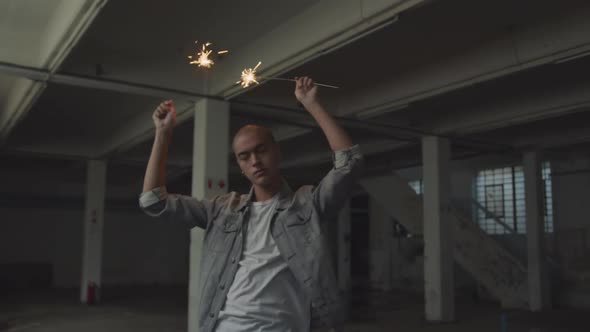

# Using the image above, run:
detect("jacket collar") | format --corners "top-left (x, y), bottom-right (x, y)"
top-left (237, 179), bottom-right (293, 212)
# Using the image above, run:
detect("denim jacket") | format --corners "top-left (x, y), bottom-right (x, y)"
top-left (139, 145), bottom-right (364, 331)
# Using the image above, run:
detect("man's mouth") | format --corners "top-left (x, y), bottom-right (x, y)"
top-left (253, 169), bottom-right (266, 177)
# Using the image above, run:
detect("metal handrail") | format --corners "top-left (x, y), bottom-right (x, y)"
top-left (470, 199), bottom-right (517, 234)
top-left (468, 198), bottom-right (562, 270)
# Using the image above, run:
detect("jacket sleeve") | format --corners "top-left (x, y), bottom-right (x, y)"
top-left (138, 186), bottom-right (212, 229)
top-left (312, 144), bottom-right (364, 219)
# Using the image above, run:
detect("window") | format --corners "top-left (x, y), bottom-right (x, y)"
top-left (484, 184), bottom-right (505, 218)
top-left (542, 164), bottom-right (554, 233)
top-left (408, 179), bottom-right (423, 195)
top-left (474, 163), bottom-right (553, 234)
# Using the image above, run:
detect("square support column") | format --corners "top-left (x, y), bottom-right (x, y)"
top-left (80, 159), bottom-right (107, 304)
top-left (422, 136), bottom-right (454, 322)
top-left (523, 151), bottom-right (551, 311)
top-left (188, 99), bottom-right (230, 332)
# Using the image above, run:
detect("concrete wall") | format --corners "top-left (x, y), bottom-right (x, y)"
top-left (101, 210), bottom-right (189, 286)
top-left (0, 207), bottom-right (82, 288)
top-left (368, 165), bottom-right (477, 293)
top-left (367, 152), bottom-right (590, 307)
top-left (551, 155), bottom-right (590, 273)
top-left (0, 205), bottom-right (189, 289)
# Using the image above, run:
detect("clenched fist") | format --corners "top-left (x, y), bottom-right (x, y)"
top-left (294, 76), bottom-right (319, 108)
top-left (153, 100), bottom-right (176, 133)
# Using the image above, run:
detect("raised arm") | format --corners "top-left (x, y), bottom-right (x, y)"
top-left (294, 77), bottom-right (352, 152)
top-left (143, 100), bottom-right (175, 193)
top-left (294, 77), bottom-right (363, 218)
top-left (139, 100), bottom-right (210, 229)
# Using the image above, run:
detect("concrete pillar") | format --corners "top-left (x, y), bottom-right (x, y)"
top-left (188, 99), bottom-right (229, 332)
top-left (422, 136), bottom-right (454, 322)
top-left (523, 151), bottom-right (551, 311)
top-left (80, 159), bottom-right (107, 303)
top-left (369, 197), bottom-right (393, 291)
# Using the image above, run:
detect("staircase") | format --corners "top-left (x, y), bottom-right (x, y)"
top-left (360, 174), bottom-right (529, 308)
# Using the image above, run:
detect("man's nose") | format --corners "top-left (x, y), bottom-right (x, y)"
top-left (250, 153), bottom-right (261, 165)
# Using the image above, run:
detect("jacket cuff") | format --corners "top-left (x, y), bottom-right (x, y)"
top-left (333, 144), bottom-right (362, 169)
top-left (139, 186), bottom-right (168, 208)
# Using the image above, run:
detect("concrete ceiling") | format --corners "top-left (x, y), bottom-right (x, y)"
top-left (0, 0), bottom-right (65, 67)
top-left (2, 0), bottom-right (590, 196)
top-left (61, 0), bottom-right (320, 92)
top-left (5, 83), bottom-right (164, 150)
top-left (0, 0), bottom-right (107, 143)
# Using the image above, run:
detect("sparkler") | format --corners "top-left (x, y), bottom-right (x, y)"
top-left (187, 40), bottom-right (229, 69)
top-left (236, 61), bottom-right (339, 89)
top-left (236, 61), bottom-right (262, 88)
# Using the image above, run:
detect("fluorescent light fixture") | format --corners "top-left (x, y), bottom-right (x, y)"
top-left (554, 50), bottom-right (590, 64)
top-left (356, 103), bottom-right (409, 120)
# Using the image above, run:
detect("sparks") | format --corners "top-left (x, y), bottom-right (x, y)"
top-left (189, 43), bottom-right (213, 68)
top-left (235, 61), bottom-right (339, 89)
top-left (187, 41), bottom-right (229, 69)
top-left (237, 61), bottom-right (262, 88)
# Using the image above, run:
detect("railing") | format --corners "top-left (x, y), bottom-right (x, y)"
top-left (470, 199), bottom-right (518, 235)
top-left (449, 197), bottom-right (529, 265)
top-left (466, 198), bottom-right (564, 276)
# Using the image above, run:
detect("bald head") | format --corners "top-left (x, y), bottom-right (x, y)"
top-left (232, 124), bottom-right (282, 188)
top-left (232, 124), bottom-right (275, 152)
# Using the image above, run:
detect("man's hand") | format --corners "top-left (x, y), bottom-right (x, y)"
top-left (153, 100), bottom-right (176, 133)
top-left (143, 100), bottom-right (175, 193)
top-left (293, 76), bottom-right (352, 152)
top-left (294, 76), bottom-right (319, 107)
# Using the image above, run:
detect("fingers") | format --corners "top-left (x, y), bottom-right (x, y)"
top-left (305, 77), bottom-right (314, 89)
top-left (154, 100), bottom-right (175, 119)
top-left (294, 76), bottom-right (315, 90)
top-left (156, 108), bottom-right (166, 119)
top-left (295, 77), bottom-right (303, 90)
top-left (166, 100), bottom-right (176, 114)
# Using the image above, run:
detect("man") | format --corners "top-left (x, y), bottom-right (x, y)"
top-left (139, 77), bottom-right (364, 331)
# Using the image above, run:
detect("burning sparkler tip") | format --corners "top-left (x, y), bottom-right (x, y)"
top-left (236, 61), bottom-right (263, 88)
top-left (188, 39), bottom-right (229, 69)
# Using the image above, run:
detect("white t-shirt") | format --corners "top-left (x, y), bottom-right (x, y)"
top-left (215, 195), bottom-right (310, 332)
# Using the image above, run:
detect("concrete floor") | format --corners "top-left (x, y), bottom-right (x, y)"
top-left (1, 286), bottom-right (588, 332)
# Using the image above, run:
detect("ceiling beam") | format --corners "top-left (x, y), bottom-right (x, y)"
top-left (279, 3), bottom-right (590, 142)
top-left (278, 84), bottom-right (590, 170)
top-left (88, 0), bottom-right (424, 158)
top-left (209, 0), bottom-right (425, 98)
top-left (338, 3), bottom-right (590, 118)
top-left (0, 0), bottom-right (108, 144)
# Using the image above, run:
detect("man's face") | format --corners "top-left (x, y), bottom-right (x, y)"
top-left (233, 129), bottom-right (281, 188)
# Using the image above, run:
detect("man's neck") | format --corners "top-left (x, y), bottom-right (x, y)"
top-left (253, 179), bottom-right (282, 202)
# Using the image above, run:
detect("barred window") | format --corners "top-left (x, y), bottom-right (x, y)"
top-left (474, 163), bottom-right (553, 234)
